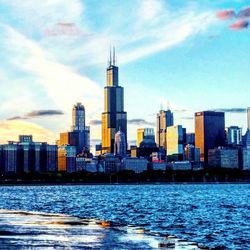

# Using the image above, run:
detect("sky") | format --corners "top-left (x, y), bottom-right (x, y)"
top-left (0, 0), bottom-right (249, 150)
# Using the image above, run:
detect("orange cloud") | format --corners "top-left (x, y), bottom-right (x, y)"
top-left (0, 120), bottom-right (56, 144)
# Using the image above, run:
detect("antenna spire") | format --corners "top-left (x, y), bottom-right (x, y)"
top-left (109, 46), bottom-right (112, 66)
top-left (160, 103), bottom-right (163, 111)
top-left (113, 46), bottom-right (116, 65)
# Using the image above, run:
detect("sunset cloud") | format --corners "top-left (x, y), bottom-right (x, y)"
top-left (230, 20), bottom-right (249, 30)
top-left (0, 120), bottom-right (56, 144)
top-left (216, 10), bottom-right (235, 20)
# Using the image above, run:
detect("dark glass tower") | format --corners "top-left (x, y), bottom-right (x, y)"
top-left (195, 111), bottom-right (225, 163)
top-left (102, 49), bottom-right (127, 153)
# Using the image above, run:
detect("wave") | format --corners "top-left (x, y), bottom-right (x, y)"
top-left (0, 209), bottom-right (209, 249)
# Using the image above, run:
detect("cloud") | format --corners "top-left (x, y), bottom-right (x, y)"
top-left (173, 109), bottom-right (190, 112)
top-left (43, 23), bottom-right (91, 37)
top-left (128, 119), bottom-right (155, 126)
top-left (0, 120), bottom-right (56, 144)
top-left (230, 19), bottom-right (249, 30)
top-left (26, 110), bottom-right (64, 117)
top-left (238, 7), bottom-right (250, 18)
top-left (7, 116), bottom-right (27, 121)
top-left (181, 116), bottom-right (194, 120)
top-left (216, 10), bottom-right (236, 20)
top-left (2, 24), bottom-right (102, 114)
top-left (7, 109), bottom-right (64, 121)
top-left (89, 119), bottom-right (155, 126)
top-left (89, 119), bottom-right (102, 126)
top-left (211, 108), bottom-right (246, 113)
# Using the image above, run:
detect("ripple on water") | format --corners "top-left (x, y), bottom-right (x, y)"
top-left (0, 184), bottom-right (249, 249)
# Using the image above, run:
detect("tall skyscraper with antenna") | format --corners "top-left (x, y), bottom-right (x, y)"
top-left (101, 48), bottom-right (127, 153)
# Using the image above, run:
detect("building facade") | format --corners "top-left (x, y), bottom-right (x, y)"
top-left (166, 125), bottom-right (185, 161)
top-left (248, 107), bottom-right (250, 130)
top-left (122, 158), bottom-right (148, 173)
top-left (58, 145), bottom-right (76, 172)
top-left (226, 126), bottom-right (242, 146)
top-left (184, 144), bottom-right (200, 162)
top-left (156, 109), bottom-right (174, 149)
top-left (114, 130), bottom-right (126, 157)
top-left (242, 129), bottom-right (250, 170)
top-left (208, 148), bottom-right (239, 168)
top-left (137, 128), bottom-right (155, 147)
top-left (58, 103), bottom-right (90, 154)
top-left (195, 111), bottom-right (225, 163)
top-left (101, 50), bottom-right (127, 153)
top-left (1, 137), bottom-right (57, 174)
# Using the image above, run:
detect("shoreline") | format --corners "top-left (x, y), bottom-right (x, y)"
top-left (0, 181), bottom-right (249, 186)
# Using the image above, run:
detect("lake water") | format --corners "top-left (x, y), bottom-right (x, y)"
top-left (0, 184), bottom-right (249, 249)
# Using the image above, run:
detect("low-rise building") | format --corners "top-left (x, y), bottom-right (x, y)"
top-left (208, 148), bottom-right (239, 168)
top-left (171, 161), bottom-right (192, 170)
top-left (103, 154), bottom-right (121, 173)
top-left (152, 162), bottom-right (166, 171)
top-left (242, 148), bottom-right (250, 170)
top-left (122, 158), bottom-right (148, 173)
top-left (58, 145), bottom-right (76, 172)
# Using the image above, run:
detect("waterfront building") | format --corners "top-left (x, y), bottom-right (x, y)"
top-left (166, 125), bottom-right (186, 161)
top-left (242, 148), bottom-right (250, 170)
top-left (114, 130), bottom-right (126, 157)
top-left (195, 111), bottom-right (225, 163)
top-left (122, 158), bottom-right (148, 173)
top-left (156, 109), bottom-right (174, 149)
top-left (208, 148), bottom-right (239, 168)
top-left (226, 126), bottom-right (242, 146)
top-left (58, 103), bottom-right (90, 154)
top-left (171, 161), bottom-right (192, 170)
top-left (152, 162), bottom-right (166, 171)
top-left (1, 137), bottom-right (58, 174)
top-left (57, 145), bottom-right (76, 172)
top-left (1, 142), bottom-right (22, 174)
top-left (0, 146), bottom-right (3, 174)
top-left (248, 107), bottom-right (250, 130)
top-left (85, 160), bottom-right (98, 172)
top-left (131, 138), bottom-right (159, 160)
top-left (101, 49), bottom-right (127, 153)
top-left (242, 130), bottom-right (250, 170)
top-left (184, 144), bottom-right (200, 162)
top-left (186, 133), bottom-right (195, 145)
top-left (43, 145), bottom-right (58, 172)
top-left (103, 154), bottom-right (121, 173)
top-left (137, 128), bottom-right (155, 147)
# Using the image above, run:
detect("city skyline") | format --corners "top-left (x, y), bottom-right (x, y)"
top-left (0, 0), bottom-right (250, 146)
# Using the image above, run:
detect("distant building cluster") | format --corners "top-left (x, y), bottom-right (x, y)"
top-left (1, 50), bottom-right (250, 175)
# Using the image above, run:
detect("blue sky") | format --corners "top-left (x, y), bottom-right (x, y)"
top-left (0, 0), bottom-right (249, 148)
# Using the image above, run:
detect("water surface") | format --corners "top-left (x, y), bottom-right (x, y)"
top-left (0, 184), bottom-right (249, 249)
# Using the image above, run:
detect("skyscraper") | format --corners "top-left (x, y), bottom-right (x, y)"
top-left (101, 49), bottom-right (127, 153)
top-left (226, 126), bottom-right (242, 145)
top-left (195, 111), bottom-right (225, 163)
top-left (247, 107), bottom-right (250, 130)
top-left (71, 103), bottom-right (85, 131)
top-left (156, 109), bottom-right (174, 149)
top-left (114, 130), bottom-right (126, 157)
top-left (58, 103), bottom-right (90, 154)
top-left (166, 125), bottom-right (186, 160)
